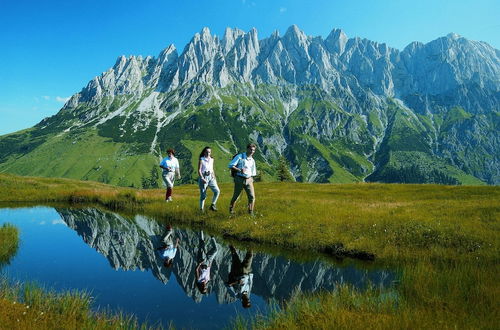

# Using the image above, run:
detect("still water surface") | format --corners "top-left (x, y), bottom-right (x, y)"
top-left (0, 206), bottom-right (394, 329)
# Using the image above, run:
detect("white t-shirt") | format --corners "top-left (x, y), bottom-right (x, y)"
top-left (200, 157), bottom-right (214, 174)
top-left (198, 266), bottom-right (211, 283)
top-left (160, 156), bottom-right (179, 171)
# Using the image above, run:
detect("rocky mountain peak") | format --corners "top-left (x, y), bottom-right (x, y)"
top-left (325, 28), bottom-right (348, 54)
top-left (6, 25), bottom-right (498, 187)
top-left (222, 27), bottom-right (246, 52)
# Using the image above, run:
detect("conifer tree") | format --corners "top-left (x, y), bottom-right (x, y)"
top-left (277, 156), bottom-right (294, 182)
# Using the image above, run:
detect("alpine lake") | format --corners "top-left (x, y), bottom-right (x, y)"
top-left (0, 206), bottom-right (395, 329)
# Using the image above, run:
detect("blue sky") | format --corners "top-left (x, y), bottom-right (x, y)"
top-left (1, 0), bottom-right (498, 135)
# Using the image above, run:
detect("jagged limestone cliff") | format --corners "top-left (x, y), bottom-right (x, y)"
top-left (1, 26), bottom-right (498, 185)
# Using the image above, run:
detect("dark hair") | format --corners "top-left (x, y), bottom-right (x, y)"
top-left (163, 258), bottom-right (173, 268)
top-left (242, 293), bottom-right (251, 308)
top-left (167, 148), bottom-right (175, 155)
top-left (246, 143), bottom-right (256, 149)
top-left (199, 146), bottom-right (212, 159)
top-left (196, 281), bottom-right (208, 294)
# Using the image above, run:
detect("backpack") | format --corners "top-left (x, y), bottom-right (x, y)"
top-left (229, 153), bottom-right (241, 177)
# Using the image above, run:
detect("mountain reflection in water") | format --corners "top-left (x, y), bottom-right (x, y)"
top-left (0, 207), bottom-right (394, 328)
top-left (57, 208), bottom-right (393, 304)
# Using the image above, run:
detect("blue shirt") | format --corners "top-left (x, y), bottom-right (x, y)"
top-left (160, 156), bottom-right (179, 172)
top-left (228, 153), bottom-right (256, 178)
top-left (159, 246), bottom-right (177, 259)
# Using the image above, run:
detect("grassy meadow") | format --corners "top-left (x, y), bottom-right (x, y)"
top-left (0, 173), bottom-right (498, 329)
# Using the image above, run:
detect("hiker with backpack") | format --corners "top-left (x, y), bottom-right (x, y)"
top-left (228, 143), bottom-right (257, 215)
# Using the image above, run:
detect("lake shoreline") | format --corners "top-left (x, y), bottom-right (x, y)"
top-left (0, 173), bottom-right (498, 328)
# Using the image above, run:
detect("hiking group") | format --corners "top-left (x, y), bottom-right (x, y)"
top-left (157, 227), bottom-right (255, 308)
top-left (159, 143), bottom-right (258, 215)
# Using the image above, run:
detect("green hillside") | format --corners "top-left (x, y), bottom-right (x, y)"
top-left (0, 85), bottom-right (490, 186)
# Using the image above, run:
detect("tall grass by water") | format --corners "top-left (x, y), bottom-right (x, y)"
top-left (0, 278), bottom-right (154, 329)
top-left (233, 258), bottom-right (498, 329)
top-left (0, 173), bottom-right (498, 328)
top-left (0, 223), bottom-right (18, 264)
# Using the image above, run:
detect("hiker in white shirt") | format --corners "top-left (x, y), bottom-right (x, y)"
top-left (157, 225), bottom-right (180, 268)
top-left (226, 245), bottom-right (254, 309)
top-left (197, 147), bottom-right (220, 212)
top-left (228, 143), bottom-right (257, 215)
top-left (195, 230), bottom-right (219, 294)
top-left (159, 148), bottom-right (181, 202)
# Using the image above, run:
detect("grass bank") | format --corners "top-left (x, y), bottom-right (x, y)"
top-left (0, 279), bottom-right (152, 329)
top-left (0, 223), bottom-right (18, 264)
top-left (1, 173), bottom-right (498, 262)
top-left (0, 173), bottom-right (499, 328)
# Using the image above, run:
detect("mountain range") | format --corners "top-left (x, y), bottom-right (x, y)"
top-left (1, 25), bottom-right (499, 186)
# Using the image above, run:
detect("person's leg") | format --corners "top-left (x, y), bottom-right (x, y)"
top-left (166, 173), bottom-right (175, 201)
top-left (197, 231), bottom-right (207, 262)
top-left (162, 228), bottom-right (174, 245)
top-left (243, 179), bottom-right (255, 213)
top-left (241, 250), bottom-right (254, 274)
top-left (206, 237), bottom-right (218, 264)
top-left (228, 246), bottom-right (243, 280)
top-left (208, 177), bottom-right (220, 207)
top-left (199, 177), bottom-right (208, 210)
top-left (162, 172), bottom-right (170, 201)
top-left (230, 176), bottom-right (244, 212)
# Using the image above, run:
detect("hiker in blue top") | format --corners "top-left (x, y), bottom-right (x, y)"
top-left (160, 148), bottom-right (181, 202)
top-left (195, 230), bottom-right (219, 294)
top-left (228, 143), bottom-right (257, 215)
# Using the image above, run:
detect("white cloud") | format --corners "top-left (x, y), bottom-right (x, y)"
top-left (42, 96), bottom-right (50, 100)
top-left (279, 7), bottom-right (287, 13)
top-left (39, 221), bottom-right (46, 225)
top-left (55, 96), bottom-right (70, 103)
top-left (52, 219), bottom-right (67, 226)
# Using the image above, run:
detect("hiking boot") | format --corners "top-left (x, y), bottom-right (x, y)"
top-left (248, 210), bottom-right (254, 216)
top-left (209, 204), bottom-right (218, 212)
top-left (167, 197), bottom-right (173, 202)
top-left (229, 206), bottom-right (235, 214)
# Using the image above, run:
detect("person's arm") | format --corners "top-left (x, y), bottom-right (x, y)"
top-left (229, 156), bottom-right (243, 174)
top-left (196, 264), bottom-right (201, 278)
top-left (176, 159), bottom-right (181, 179)
top-left (198, 159), bottom-right (205, 183)
top-left (251, 160), bottom-right (257, 177)
top-left (175, 237), bottom-right (180, 248)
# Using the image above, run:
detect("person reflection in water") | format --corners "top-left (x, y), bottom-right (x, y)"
top-left (195, 231), bottom-right (219, 294)
top-left (226, 245), bottom-right (254, 308)
top-left (157, 225), bottom-right (180, 268)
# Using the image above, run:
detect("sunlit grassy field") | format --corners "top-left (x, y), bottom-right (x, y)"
top-left (0, 173), bottom-right (498, 328)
